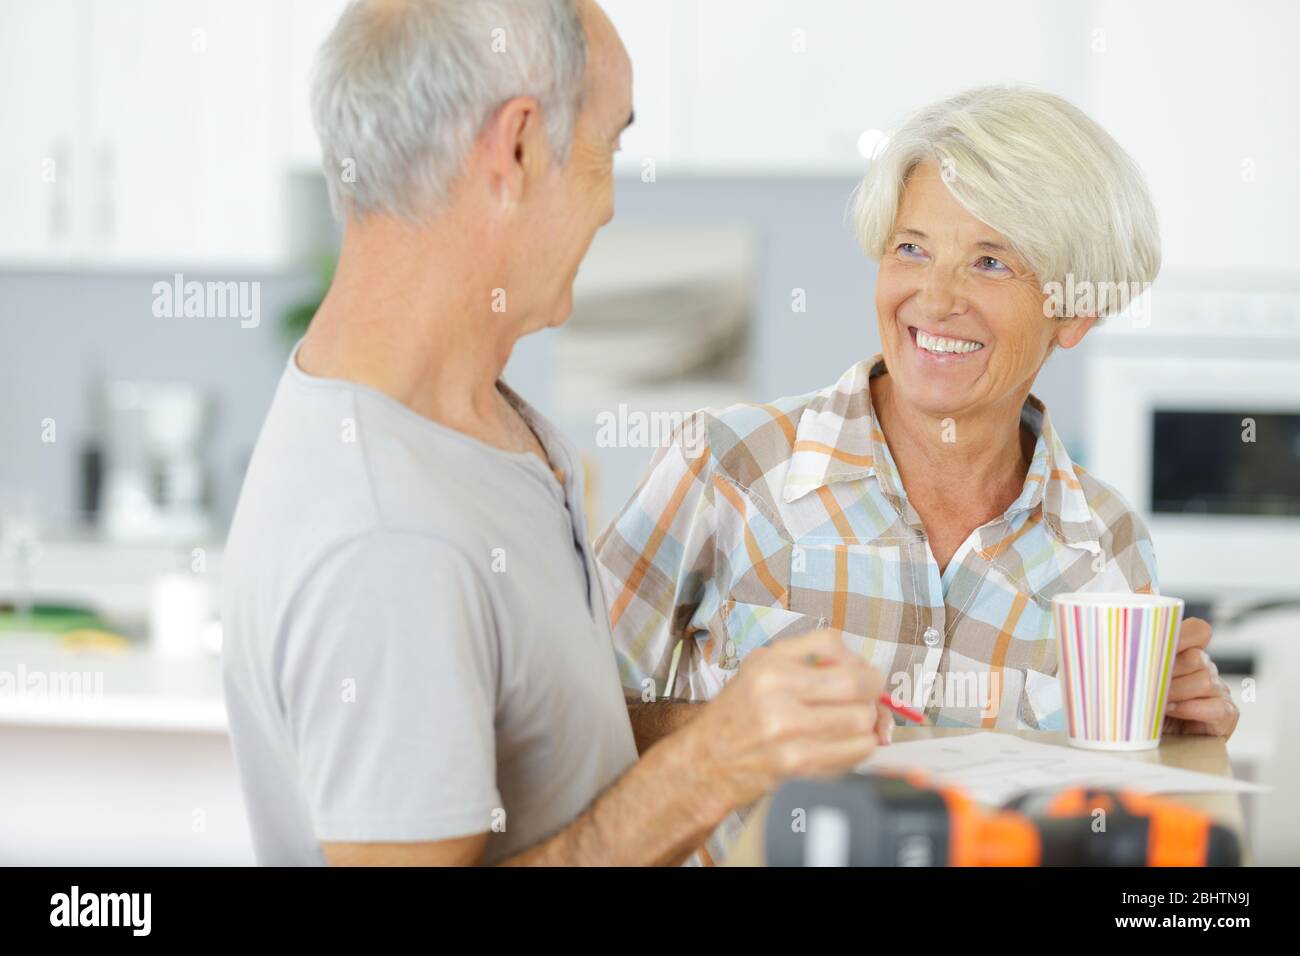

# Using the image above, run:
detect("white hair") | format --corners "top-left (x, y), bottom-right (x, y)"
top-left (311, 0), bottom-right (587, 222)
top-left (852, 85), bottom-right (1161, 320)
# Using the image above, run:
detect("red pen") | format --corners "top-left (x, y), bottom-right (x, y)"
top-left (877, 694), bottom-right (926, 725)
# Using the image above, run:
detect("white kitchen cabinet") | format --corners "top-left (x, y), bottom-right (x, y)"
top-left (4, 0), bottom-right (1289, 268)
top-left (0, 0), bottom-right (89, 264)
top-left (0, 0), bottom-right (282, 270)
top-left (87, 0), bottom-right (280, 268)
top-left (599, 0), bottom-right (1066, 177)
top-left (679, 0), bottom-right (1055, 174)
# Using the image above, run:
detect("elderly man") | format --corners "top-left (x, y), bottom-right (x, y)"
top-left (221, 0), bottom-right (890, 866)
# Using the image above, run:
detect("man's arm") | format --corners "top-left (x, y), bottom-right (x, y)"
top-left (323, 628), bottom-right (892, 867)
top-left (501, 721), bottom-right (727, 866)
top-left (323, 833), bottom-right (486, 866)
top-left (324, 706), bottom-right (718, 866)
top-left (323, 732), bottom-right (720, 867)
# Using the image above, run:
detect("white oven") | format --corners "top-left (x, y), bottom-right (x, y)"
top-left (1085, 286), bottom-right (1300, 601)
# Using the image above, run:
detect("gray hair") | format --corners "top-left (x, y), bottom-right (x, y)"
top-left (311, 0), bottom-right (587, 222)
top-left (852, 85), bottom-right (1161, 320)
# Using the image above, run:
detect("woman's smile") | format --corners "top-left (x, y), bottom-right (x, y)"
top-left (905, 323), bottom-right (988, 365)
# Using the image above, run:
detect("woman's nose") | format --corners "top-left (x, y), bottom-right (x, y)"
top-left (915, 268), bottom-right (966, 322)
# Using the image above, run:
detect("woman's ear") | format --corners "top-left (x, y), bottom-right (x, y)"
top-left (1054, 312), bottom-right (1098, 350)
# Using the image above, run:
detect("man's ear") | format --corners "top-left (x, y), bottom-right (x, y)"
top-left (479, 96), bottom-right (544, 208)
top-left (1054, 312), bottom-right (1098, 350)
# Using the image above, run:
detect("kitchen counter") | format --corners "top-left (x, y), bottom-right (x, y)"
top-left (0, 640), bottom-right (227, 733)
top-left (0, 640), bottom-right (251, 864)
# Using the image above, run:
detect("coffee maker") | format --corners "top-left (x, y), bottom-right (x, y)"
top-left (98, 381), bottom-right (212, 543)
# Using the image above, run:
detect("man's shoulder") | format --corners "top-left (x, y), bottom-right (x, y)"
top-left (241, 368), bottom-right (504, 536)
top-left (221, 372), bottom-right (501, 620)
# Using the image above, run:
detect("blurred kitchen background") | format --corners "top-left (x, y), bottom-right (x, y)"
top-left (1, 0), bottom-right (1297, 864)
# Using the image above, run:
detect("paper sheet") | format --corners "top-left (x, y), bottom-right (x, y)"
top-left (857, 732), bottom-right (1265, 806)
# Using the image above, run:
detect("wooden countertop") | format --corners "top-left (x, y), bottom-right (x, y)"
top-left (725, 726), bottom-right (1245, 866)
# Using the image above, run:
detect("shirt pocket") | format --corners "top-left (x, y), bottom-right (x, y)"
top-left (786, 540), bottom-right (920, 654)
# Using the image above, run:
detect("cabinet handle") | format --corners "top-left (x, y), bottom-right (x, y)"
top-left (49, 139), bottom-right (70, 242)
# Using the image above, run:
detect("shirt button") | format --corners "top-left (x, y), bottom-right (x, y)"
top-left (923, 626), bottom-right (941, 647)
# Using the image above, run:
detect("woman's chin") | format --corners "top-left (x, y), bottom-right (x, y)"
top-left (885, 344), bottom-right (992, 414)
top-left (888, 376), bottom-right (979, 419)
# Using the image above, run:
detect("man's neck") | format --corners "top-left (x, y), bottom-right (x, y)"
top-left (297, 212), bottom-right (524, 438)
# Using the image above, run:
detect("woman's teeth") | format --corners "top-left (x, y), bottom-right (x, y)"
top-left (916, 329), bottom-right (984, 354)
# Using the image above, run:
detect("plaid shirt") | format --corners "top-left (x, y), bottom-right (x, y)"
top-left (596, 354), bottom-right (1159, 732)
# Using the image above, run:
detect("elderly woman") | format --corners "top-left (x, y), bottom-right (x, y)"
top-left (596, 86), bottom-right (1238, 755)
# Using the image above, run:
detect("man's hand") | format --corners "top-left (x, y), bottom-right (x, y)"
top-left (675, 628), bottom-right (889, 816)
top-left (1163, 617), bottom-right (1239, 738)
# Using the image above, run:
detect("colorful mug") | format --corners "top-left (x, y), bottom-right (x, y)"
top-left (1052, 592), bottom-right (1184, 751)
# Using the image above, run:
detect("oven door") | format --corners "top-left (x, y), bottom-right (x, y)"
top-left (1088, 355), bottom-right (1300, 597)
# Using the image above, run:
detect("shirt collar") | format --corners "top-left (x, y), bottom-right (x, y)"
top-left (782, 354), bottom-right (1102, 553)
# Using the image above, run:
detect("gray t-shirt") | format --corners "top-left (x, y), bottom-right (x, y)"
top-left (221, 347), bottom-right (638, 865)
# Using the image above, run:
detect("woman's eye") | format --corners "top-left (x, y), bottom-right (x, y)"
top-left (977, 255), bottom-right (1009, 273)
top-left (897, 242), bottom-right (925, 259)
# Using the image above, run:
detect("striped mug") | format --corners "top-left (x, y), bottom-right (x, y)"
top-left (1051, 592), bottom-right (1185, 751)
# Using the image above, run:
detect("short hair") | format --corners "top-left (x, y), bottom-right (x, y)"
top-left (851, 85), bottom-right (1161, 319)
top-left (311, 0), bottom-right (587, 222)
